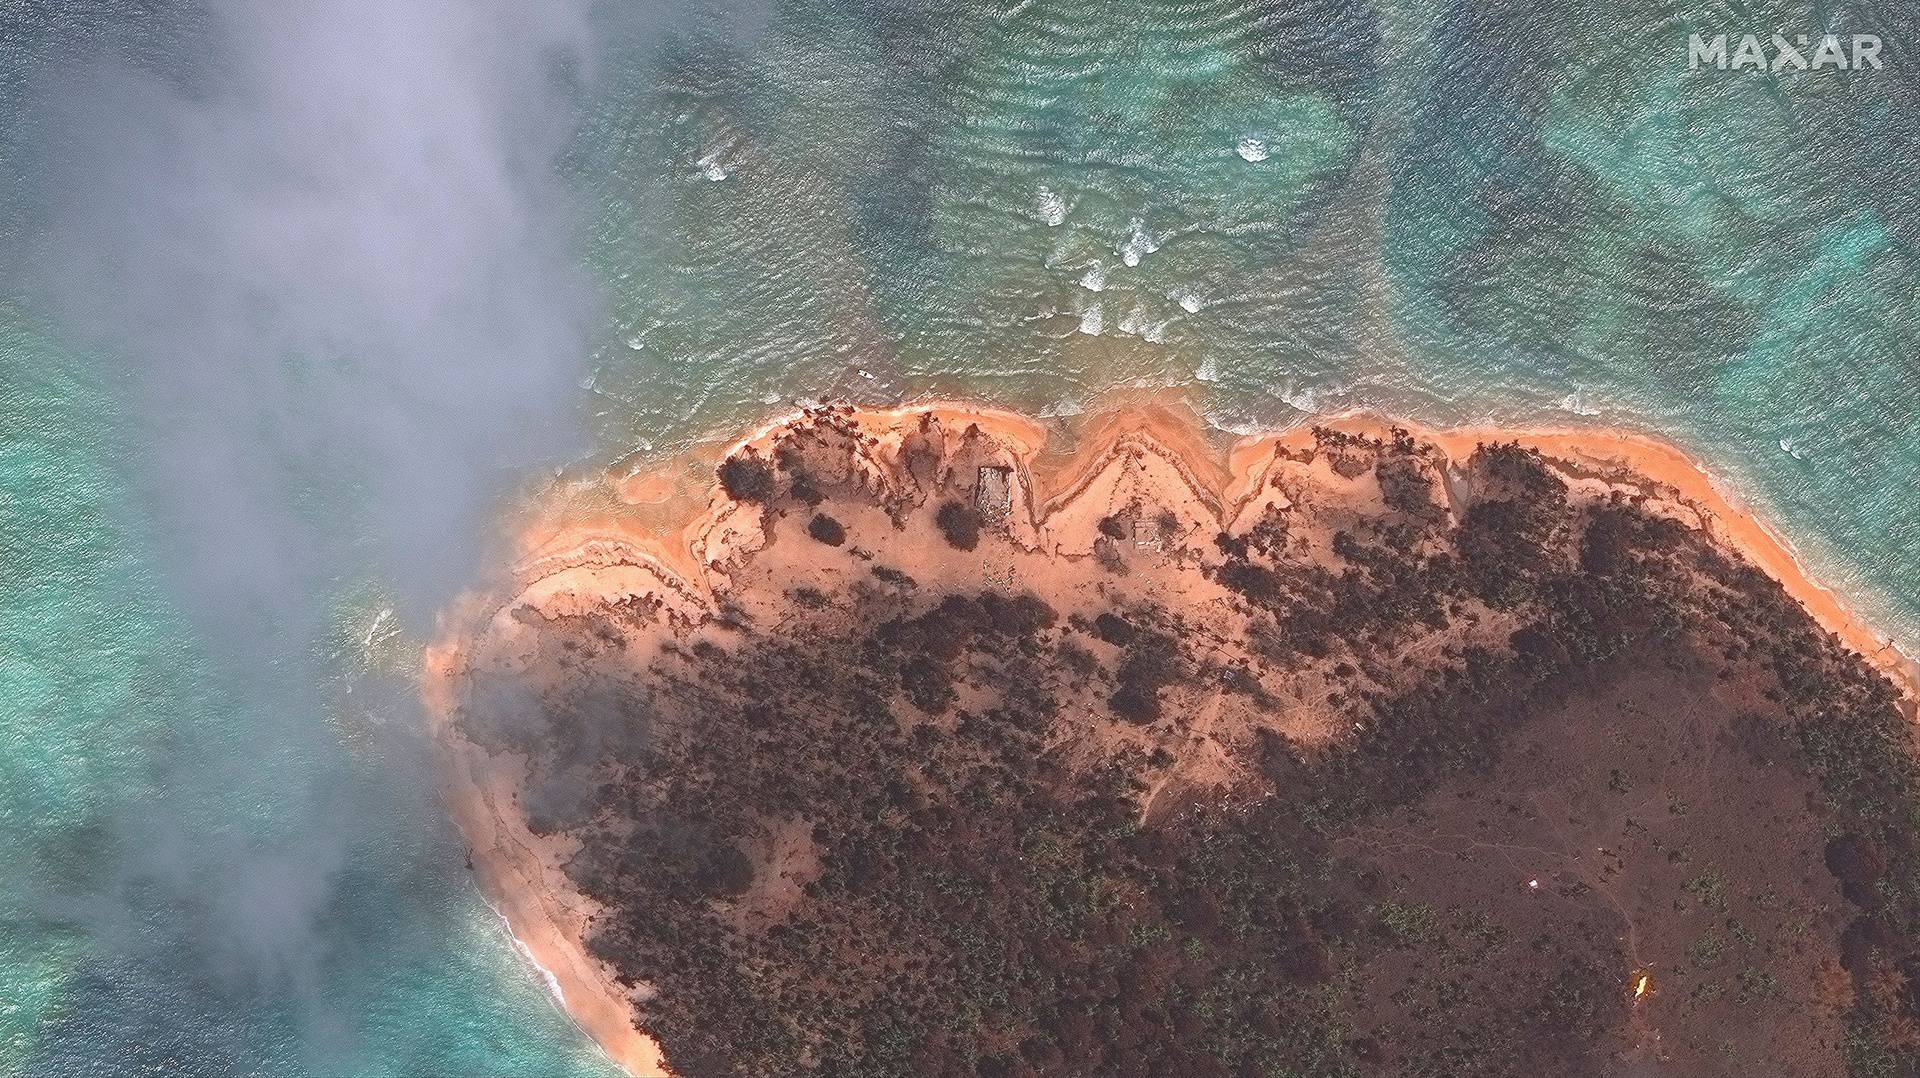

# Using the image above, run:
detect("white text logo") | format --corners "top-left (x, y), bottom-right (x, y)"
top-left (1688, 33), bottom-right (1884, 72)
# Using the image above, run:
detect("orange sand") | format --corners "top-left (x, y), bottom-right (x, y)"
top-left (424, 643), bottom-right (674, 1078)
top-left (426, 400), bottom-right (1917, 1078)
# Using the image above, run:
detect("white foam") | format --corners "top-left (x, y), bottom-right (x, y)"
top-left (513, 935), bottom-right (569, 1007)
top-left (1035, 186), bottom-right (1068, 226)
top-left (1111, 304), bottom-right (1169, 343)
top-left (1195, 357), bottom-right (1219, 383)
top-left (696, 150), bottom-right (729, 181)
top-left (1558, 390), bottom-right (1601, 417)
top-left (1078, 302), bottom-right (1104, 336)
top-left (1078, 262), bottom-right (1108, 292)
top-left (1170, 288), bottom-right (1204, 314)
top-left (479, 895), bottom-right (573, 1018)
top-left (1209, 416), bottom-right (1271, 436)
top-left (1780, 437), bottom-right (1809, 460)
top-left (1236, 137), bottom-right (1269, 162)
top-left (1279, 383), bottom-right (1319, 412)
top-left (1118, 218), bottom-right (1159, 267)
top-left (359, 607), bottom-right (396, 651)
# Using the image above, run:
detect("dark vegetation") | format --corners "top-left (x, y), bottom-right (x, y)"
top-left (936, 500), bottom-right (983, 551)
top-left (807, 513), bottom-right (847, 546)
top-left (1108, 628), bottom-right (1181, 724)
top-left (469, 432), bottom-right (1920, 1078)
top-left (719, 451), bottom-right (777, 503)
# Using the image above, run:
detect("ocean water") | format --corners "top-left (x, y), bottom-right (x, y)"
top-left (3, 1), bottom-right (1918, 1075)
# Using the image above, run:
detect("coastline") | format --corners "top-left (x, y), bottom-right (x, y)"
top-left (424, 642), bottom-right (674, 1078)
top-left (425, 400), bottom-right (1919, 1078)
top-left (1285, 413), bottom-right (1920, 715)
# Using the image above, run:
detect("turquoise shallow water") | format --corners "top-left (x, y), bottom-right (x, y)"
top-left (4, 1), bottom-right (1918, 1075)
top-left (0, 311), bottom-right (620, 1076)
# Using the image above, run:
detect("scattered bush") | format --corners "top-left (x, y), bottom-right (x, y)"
top-left (718, 453), bottom-right (776, 502)
top-left (900, 655), bottom-right (954, 714)
top-left (1092, 611), bottom-right (1137, 646)
top-left (1378, 456), bottom-right (1441, 519)
top-left (1110, 632), bottom-right (1182, 723)
top-left (981, 592), bottom-right (1057, 637)
top-left (790, 477), bottom-right (825, 506)
top-left (807, 513), bottom-right (847, 546)
top-left (935, 500), bottom-right (983, 550)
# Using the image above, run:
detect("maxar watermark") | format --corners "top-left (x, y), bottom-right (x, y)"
top-left (1689, 33), bottom-right (1884, 72)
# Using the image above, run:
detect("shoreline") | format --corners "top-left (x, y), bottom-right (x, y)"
top-left (1283, 412), bottom-right (1920, 715)
top-left (426, 400), bottom-right (1918, 1078)
top-left (424, 642), bottom-right (674, 1078)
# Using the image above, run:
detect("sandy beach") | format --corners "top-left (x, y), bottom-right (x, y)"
top-left (424, 641), bottom-right (674, 1078)
top-left (425, 399), bottom-right (1919, 1077)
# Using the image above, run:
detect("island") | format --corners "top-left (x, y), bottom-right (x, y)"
top-left (425, 402), bottom-right (1920, 1078)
